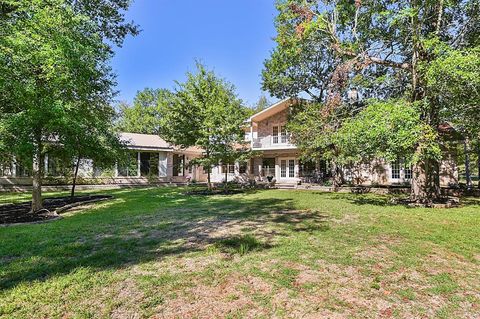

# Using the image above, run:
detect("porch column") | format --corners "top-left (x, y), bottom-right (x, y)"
top-left (114, 162), bottom-right (118, 178)
top-left (250, 124), bottom-right (253, 148)
top-left (137, 152), bottom-right (141, 177)
top-left (44, 154), bottom-right (49, 175)
top-left (159, 152), bottom-right (167, 177)
top-left (11, 157), bottom-right (16, 177)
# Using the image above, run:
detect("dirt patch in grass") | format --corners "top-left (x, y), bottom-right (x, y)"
top-left (158, 273), bottom-right (273, 318)
top-left (139, 209), bottom-right (329, 253)
top-left (109, 279), bottom-right (144, 319)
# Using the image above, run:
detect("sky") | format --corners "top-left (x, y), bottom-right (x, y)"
top-left (111, 0), bottom-right (279, 107)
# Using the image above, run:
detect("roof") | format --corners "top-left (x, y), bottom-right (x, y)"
top-left (247, 98), bottom-right (300, 123)
top-left (120, 132), bottom-right (203, 154)
top-left (120, 133), bottom-right (172, 150)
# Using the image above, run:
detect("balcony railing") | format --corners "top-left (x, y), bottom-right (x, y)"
top-left (252, 137), bottom-right (295, 149)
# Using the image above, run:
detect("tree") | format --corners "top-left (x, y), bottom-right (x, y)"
top-left (0, 0), bottom-right (138, 211)
top-left (253, 95), bottom-right (271, 114)
top-left (262, 10), bottom-right (335, 102)
top-left (158, 63), bottom-right (249, 190)
top-left (336, 99), bottom-right (430, 165)
top-left (265, 0), bottom-right (480, 202)
top-left (287, 99), bottom-right (363, 189)
top-left (118, 88), bottom-right (174, 134)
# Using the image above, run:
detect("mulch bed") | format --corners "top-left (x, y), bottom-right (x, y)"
top-left (0, 195), bottom-right (113, 225)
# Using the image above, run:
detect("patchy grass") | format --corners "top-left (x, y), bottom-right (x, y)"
top-left (0, 187), bottom-right (479, 318)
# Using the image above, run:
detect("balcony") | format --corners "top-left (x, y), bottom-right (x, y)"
top-left (251, 137), bottom-right (296, 150)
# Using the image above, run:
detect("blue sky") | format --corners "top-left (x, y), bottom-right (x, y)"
top-left (112, 0), bottom-right (279, 107)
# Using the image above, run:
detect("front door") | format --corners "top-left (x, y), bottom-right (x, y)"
top-left (279, 158), bottom-right (296, 181)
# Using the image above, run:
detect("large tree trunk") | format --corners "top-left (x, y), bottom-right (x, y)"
top-left (408, 0), bottom-right (442, 203)
top-left (207, 169), bottom-right (212, 190)
top-left (31, 135), bottom-right (43, 212)
top-left (71, 156), bottom-right (81, 198)
top-left (411, 156), bottom-right (441, 203)
top-left (464, 138), bottom-right (472, 189)
top-left (331, 161), bottom-right (342, 191)
top-left (477, 143), bottom-right (480, 189)
top-left (224, 165), bottom-right (228, 190)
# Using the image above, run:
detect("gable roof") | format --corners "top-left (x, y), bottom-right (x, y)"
top-left (247, 97), bottom-right (300, 123)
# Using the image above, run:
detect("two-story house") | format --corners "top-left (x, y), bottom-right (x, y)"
top-left (212, 97), bottom-right (459, 187)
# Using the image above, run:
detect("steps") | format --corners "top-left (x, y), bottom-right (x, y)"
top-left (275, 183), bottom-right (297, 189)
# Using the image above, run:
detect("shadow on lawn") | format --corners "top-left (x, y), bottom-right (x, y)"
top-left (0, 187), bottom-right (330, 290)
top-left (311, 191), bottom-right (395, 207)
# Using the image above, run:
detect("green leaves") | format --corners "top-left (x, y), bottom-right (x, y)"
top-left (0, 0), bottom-right (137, 205)
top-left (158, 62), bottom-right (249, 174)
top-left (118, 88), bottom-right (174, 135)
top-left (424, 45), bottom-right (480, 135)
top-left (336, 99), bottom-right (428, 164)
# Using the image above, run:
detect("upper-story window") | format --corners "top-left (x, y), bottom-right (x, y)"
top-left (273, 125), bottom-right (288, 144)
top-left (281, 125), bottom-right (287, 143)
top-left (273, 126), bottom-right (279, 144)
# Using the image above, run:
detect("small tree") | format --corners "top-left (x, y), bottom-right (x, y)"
top-left (60, 110), bottom-right (126, 198)
top-left (159, 63), bottom-right (248, 190)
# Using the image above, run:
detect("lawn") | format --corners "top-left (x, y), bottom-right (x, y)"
top-left (0, 187), bottom-right (479, 318)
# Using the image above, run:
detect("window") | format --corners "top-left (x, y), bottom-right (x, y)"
top-left (272, 126), bottom-right (279, 144)
top-left (288, 159), bottom-right (295, 177)
top-left (391, 160), bottom-right (401, 179)
top-left (280, 160), bottom-right (286, 178)
top-left (262, 158), bottom-right (275, 177)
top-left (404, 163), bottom-right (412, 180)
top-left (239, 163), bottom-right (247, 174)
top-left (281, 126), bottom-right (288, 143)
top-left (15, 161), bottom-right (30, 177)
top-left (0, 162), bottom-right (13, 177)
top-left (118, 152), bottom-right (138, 177)
top-left (221, 163), bottom-right (235, 174)
top-left (273, 125), bottom-right (288, 144)
top-left (391, 158), bottom-right (412, 181)
top-left (173, 154), bottom-right (185, 177)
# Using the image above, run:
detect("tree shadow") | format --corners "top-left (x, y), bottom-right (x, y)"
top-left (310, 191), bottom-right (396, 207)
top-left (0, 187), bottom-right (328, 290)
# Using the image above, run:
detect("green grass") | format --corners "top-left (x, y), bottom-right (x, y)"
top-left (1, 187), bottom-right (479, 318)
